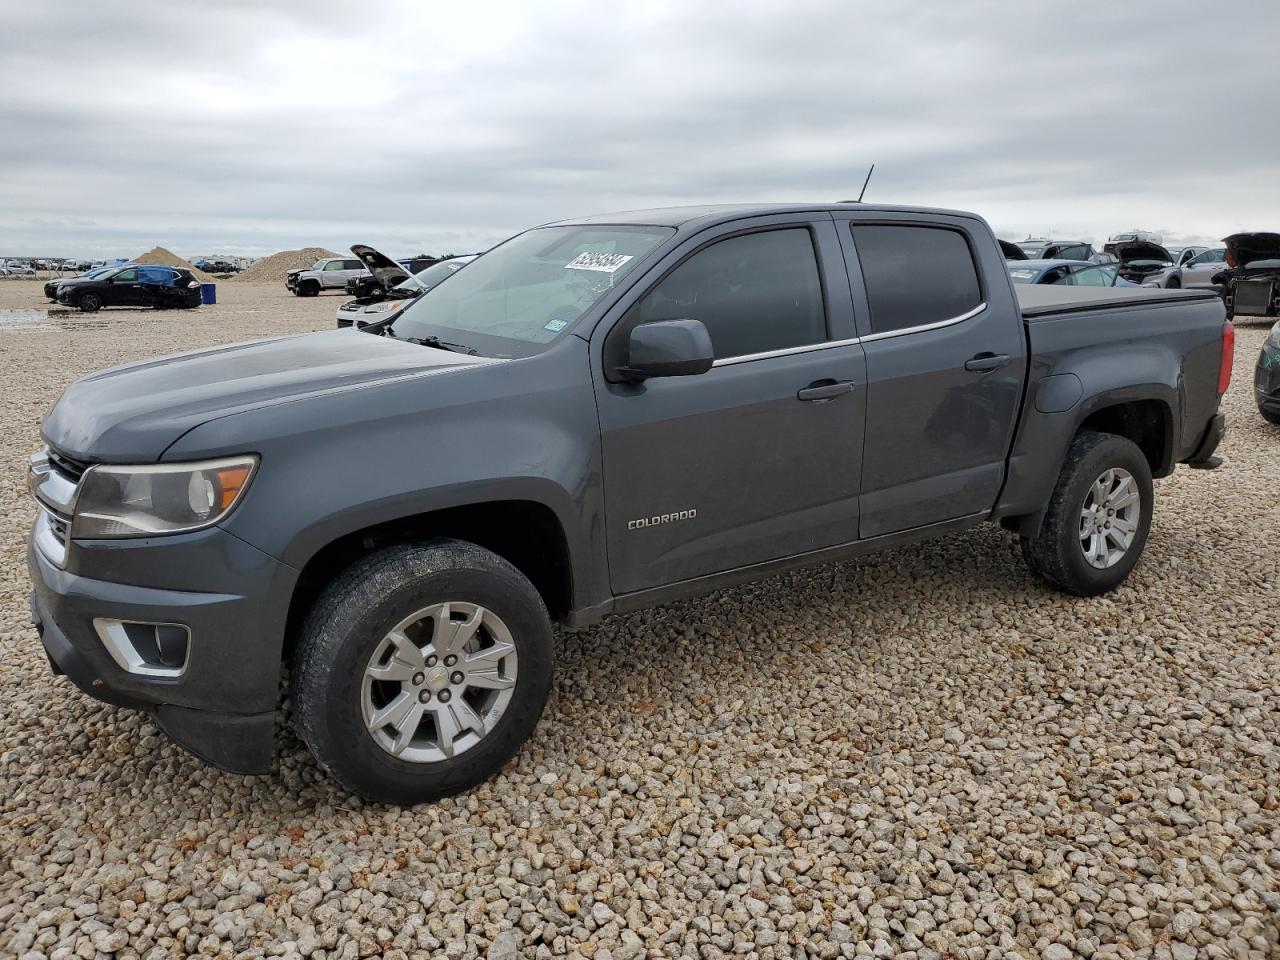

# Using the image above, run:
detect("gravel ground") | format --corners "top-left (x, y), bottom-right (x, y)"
top-left (0, 279), bottom-right (1276, 960)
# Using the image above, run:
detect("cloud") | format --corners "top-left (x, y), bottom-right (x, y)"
top-left (1, 0), bottom-right (1277, 257)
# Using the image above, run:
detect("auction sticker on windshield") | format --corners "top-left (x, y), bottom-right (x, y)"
top-left (565, 252), bottom-right (633, 273)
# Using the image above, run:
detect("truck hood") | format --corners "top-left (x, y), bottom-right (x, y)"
top-left (43, 330), bottom-right (496, 462)
top-left (350, 244), bottom-right (411, 290)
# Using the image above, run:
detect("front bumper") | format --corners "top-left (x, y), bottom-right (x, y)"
top-left (27, 523), bottom-right (298, 774)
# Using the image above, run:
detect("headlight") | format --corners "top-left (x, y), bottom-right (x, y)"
top-left (363, 300), bottom-right (406, 314)
top-left (72, 456), bottom-right (257, 539)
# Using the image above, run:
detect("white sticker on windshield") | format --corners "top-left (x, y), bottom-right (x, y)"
top-left (544, 318), bottom-right (569, 332)
top-left (565, 252), bottom-right (633, 273)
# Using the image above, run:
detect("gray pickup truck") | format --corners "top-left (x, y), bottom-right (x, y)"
top-left (28, 203), bottom-right (1232, 803)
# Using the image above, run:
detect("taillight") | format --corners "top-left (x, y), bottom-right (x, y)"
top-left (1218, 321), bottom-right (1234, 395)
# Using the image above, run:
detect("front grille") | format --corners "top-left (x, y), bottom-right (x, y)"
top-left (45, 509), bottom-right (69, 546)
top-left (48, 448), bottom-right (89, 482)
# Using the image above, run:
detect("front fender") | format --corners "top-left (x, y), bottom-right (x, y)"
top-left (165, 338), bottom-right (609, 609)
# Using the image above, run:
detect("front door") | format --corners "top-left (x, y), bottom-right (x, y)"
top-left (105, 267), bottom-right (145, 306)
top-left (593, 217), bottom-right (867, 596)
top-left (834, 215), bottom-right (1026, 539)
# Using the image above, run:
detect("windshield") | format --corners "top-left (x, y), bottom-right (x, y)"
top-left (389, 225), bottom-right (672, 356)
top-left (1018, 242), bottom-right (1048, 256)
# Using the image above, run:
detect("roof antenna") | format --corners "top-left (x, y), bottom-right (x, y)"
top-left (856, 163), bottom-right (875, 203)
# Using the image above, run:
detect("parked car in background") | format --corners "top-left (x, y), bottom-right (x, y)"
top-left (1056, 262), bottom-right (1139, 288)
top-left (44, 266), bottom-right (117, 300)
top-left (1256, 321), bottom-right (1280, 424)
top-left (1007, 259), bottom-right (1097, 285)
top-left (1143, 247), bottom-right (1226, 289)
top-left (344, 253), bottom-right (447, 299)
top-left (27, 201), bottom-right (1231, 801)
top-left (287, 257), bottom-right (368, 296)
top-left (1, 260), bottom-right (36, 276)
top-left (1114, 241), bottom-right (1175, 284)
top-left (196, 259), bottom-right (241, 274)
top-left (337, 254), bottom-right (475, 329)
top-left (1220, 232), bottom-right (1280, 321)
top-left (1104, 230), bottom-right (1162, 256)
top-left (55, 265), bottom-right (201, 312)
top-left (1016, 238), bottom-right (1098, 262)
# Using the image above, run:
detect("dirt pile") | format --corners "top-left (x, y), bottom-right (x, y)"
top-left (231, 248), bottom-right (338, 283)
top-left (134, 246), bottom-right (213, 282)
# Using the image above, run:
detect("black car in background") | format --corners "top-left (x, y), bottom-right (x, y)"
top-left (55, 265), bottom-right (202, 312)
top-left (1220, 232), bottom-right (1280, 322)
top-left (344, 254), bottom-right (446, 298)
top-left (44, 266), bottom-right (115, 300)
top-left (1257, 322), bottom-right (1280, 424)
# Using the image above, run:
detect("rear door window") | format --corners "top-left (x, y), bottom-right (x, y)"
top-left (850, 225), bottom-right (982, 334)
top-left (344, 260), bottom-right (363, 271)
top-left (636, 228), bottom-right (827, 360)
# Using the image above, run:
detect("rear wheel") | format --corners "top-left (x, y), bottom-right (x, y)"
top-left (293, 540), bottom-right (554, 804)
top-left (1021, 431), bottom-right (1153, 596)
top-left (77, 292), bottom-right (102, 312)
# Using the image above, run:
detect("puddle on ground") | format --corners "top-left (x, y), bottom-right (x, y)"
top-left (0, 308), bottom-right (58, 331)
top-left (0, 308), bottom-right (161, 333)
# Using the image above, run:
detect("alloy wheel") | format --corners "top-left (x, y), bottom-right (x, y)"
top-left (1079, 467), bottom-right (1141, 569)
top-left (360, 602), bottom-right (518, 763)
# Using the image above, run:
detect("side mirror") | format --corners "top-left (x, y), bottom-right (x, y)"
top-left (618, 319), bottom-right (714, 380)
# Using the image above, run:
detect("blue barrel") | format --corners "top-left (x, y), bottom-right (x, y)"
top-left (200, 283), bottom-right (217, 305)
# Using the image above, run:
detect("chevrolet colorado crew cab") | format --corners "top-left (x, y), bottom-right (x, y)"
top-left (28, 203), bottom-right (1232, 804)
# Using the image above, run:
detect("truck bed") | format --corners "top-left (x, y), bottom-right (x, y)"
top-left (1016, 284), bottom-right (1220, 319)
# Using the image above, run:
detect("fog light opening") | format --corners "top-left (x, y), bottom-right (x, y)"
top-left (93, 619), bottom-right (190, 678)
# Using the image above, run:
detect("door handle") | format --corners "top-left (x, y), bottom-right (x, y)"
top-left (797, 379), bottom-right (856, 402)
top-left (964, 353), bottom-right (1011, 372)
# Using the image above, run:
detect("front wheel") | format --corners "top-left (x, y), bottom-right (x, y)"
top-left (1020, 430), bottom-right (1153, 596)
top-left (77, 292), bottom-right (102, 312)
top-left (1260, 405), bottom-right (1280, 426)
top-left (1166, 276), bottom-right (1180, 289)
top-left (293, 540), bottom-right (553, 804)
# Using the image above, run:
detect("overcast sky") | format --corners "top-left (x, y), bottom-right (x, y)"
top-left (2, 1), bottom-right (1278, 259)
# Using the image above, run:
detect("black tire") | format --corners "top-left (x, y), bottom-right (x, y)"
top-left (1166, 276), bottom-right (1180, 289)
top-left (293, 540), bottom-right (553, 804)
top-left (1260, 406), bottom-right (1280, 426)
top-left (78, 292), bottom-right (102, 312)
top-left (299, 280), bottom-right (320, 297)
top-left (1020, 430), bottom-right (1153, 596)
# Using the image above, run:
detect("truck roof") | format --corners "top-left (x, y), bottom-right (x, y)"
top-left (546, 202), bottom-right (981, 229)
top-left (1015, 283), bottom-right (1220, 318)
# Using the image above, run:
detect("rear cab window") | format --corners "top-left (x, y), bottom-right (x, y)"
top-left (849, 224), bottom-right (983, 334)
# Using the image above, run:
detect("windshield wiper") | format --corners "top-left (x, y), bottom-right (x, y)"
top-left (404, 335), bottom-right (479, 356)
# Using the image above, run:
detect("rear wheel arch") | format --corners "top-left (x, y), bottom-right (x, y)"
top-left (282, 499), bottom-right (574, 665)
top-left (1076, 397), bottom-right (1175, 477)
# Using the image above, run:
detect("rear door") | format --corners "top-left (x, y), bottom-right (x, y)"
top-left (592, 214), bottom-right (868, 595)
top-left (834, 213), bottom-right (1026, 538)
